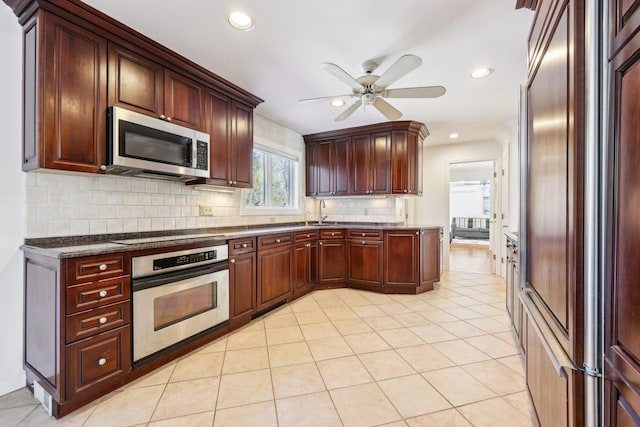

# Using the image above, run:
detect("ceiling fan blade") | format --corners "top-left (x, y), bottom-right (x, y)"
top-left (382, 86), bottom-right (446, 99)
top-left (374, 54), bottom-right (422, 89)
top-left (298, 94), bottom-right (353, 104)
top-left (373, 98), bottom-right (402, 120)
top-left (335, 100), bottom-right (362, 122)
top-left (320, 62), bottom-right (362, 91)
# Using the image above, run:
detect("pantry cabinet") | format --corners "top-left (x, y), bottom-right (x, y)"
top-left (304, 121), bottom-right (427, 197)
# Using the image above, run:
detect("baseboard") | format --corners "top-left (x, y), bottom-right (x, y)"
top-left (0, 370), bottom-right (26, 397)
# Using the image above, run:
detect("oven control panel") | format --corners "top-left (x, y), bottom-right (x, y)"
top-left (132, 245), bottom-right (228, 278)
top-left (153, 250), bottom-right (217, 271)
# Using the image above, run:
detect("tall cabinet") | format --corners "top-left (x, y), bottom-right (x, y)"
top-left (516, 0), bottom-right (585, 425)
top-left (604, 1), bottom-right (640, 425)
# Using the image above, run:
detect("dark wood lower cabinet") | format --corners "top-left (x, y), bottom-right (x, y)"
top-left (347, 240), bottom-right (383, 288)
top-left (229, 252), bottom-right (256, 324)
top-left (256, 234), bottom-right (293, 311)
top-left (318, 236), bottom-right (346, 286)
top-left (293, 232), bottom-right (318, 298)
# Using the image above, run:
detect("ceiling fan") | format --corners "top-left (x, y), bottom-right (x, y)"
top-left (299, 54), bottom-right (445, 122)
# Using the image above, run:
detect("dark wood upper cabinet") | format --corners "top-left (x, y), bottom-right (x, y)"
top-left (164, 69), bottom-right (204, 130)
top-left (107, 43), bottom-right (164, 117)
top-left (351, 132), bottom-right (391, 195)
top-left (25, 11), bottom-right (108, 173)
top-left (204, 90), bottom-right (232, 185)
top-left (304, 122), bottom-right (426, 197)
top-left (9, 0), bottom-right (262, 176)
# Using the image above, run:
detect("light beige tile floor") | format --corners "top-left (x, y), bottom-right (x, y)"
top-left (1, 271), bottom-right (535, 426)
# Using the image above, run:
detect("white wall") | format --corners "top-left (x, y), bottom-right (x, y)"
top-left (413, 139), bottom-right (505, 271)
top-left (0, 5), bottom-right (27, 396)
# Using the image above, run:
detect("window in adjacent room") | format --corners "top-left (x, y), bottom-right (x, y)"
top-left (242, 146), bottom-right (300, 214)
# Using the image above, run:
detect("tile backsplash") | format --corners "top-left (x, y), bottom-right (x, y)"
top-left (26, 171), bottom-right (404, 238)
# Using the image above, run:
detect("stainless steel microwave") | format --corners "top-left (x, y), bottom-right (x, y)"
top-left (106, 106), bottom-right (210, 181)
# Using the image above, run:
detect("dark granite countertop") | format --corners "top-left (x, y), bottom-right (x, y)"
top-left (22, 222), bottom-right (443, 259)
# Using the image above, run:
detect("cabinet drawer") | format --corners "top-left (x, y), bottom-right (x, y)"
top-left (319, 229), bottom-right (345, 240)
top-left (67, 253), bottom-right (130, 284)
top-left (347, 230), bottom-right (383, 241)
top-left (296, 231), bottom-right (318, 242)
top-left (258, 233), bottom-right (293, 250)
top-left (229, 237), bottom-right (256, 255)
top-left (66, 301), bottom-right (131, 344)
top-left (66, 325), bottom-right (131, 399)
top-left (67, 276), bottom-right (131, 314)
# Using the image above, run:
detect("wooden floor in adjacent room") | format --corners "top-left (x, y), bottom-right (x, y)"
top-left (449, 241), bottom-right (493, 275)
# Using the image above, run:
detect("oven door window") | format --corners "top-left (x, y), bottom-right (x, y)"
top-left (119, 120), bottom-right (192, 167)
top-left (153, 282), bottom-right (217, 331)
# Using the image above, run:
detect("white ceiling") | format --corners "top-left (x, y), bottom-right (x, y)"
top-left (83, 0), bottom-right (533, 145)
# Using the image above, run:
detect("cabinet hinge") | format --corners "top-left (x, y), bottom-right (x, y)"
top-left (501, 257), bottom-right (504, 263)
top-left (576, 364), bottom-right (602, 378)
top-left (494, 171), bottom-right (497, 178)
top-left (502, 169), bottom-right (505, 176)
top-left (493, 254), bottom-right (496, 260)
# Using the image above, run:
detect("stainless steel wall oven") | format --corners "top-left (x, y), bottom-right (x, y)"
top-left (131, 245), bottom-right (229, 363)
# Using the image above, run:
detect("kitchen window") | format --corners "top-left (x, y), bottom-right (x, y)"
top-left (242, 145), bottom-right (300, 215)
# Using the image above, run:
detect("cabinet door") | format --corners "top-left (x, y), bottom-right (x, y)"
top-left (308, 241), bottom-right (318, 285)
top-left (231, 102), bottom-right (254, 188)
top-left (294, 244), bottom-right (310, 297)
top-left (316, 142), bottom-right (334, 196)
top-left (318, 240), bottom-right (346, 284)
top-left (371, 132), bottom-right (391, 194)
top-left (164, 69), bottom-right (204, 130)
top-left (350, 134), bottom-right (371, 195)
top-left (40, 13), bottom-right (107, 173)
top-left (391, 130), bottom-right (408, 194)
top-left (347, 240), bottom-right (383, 287)
top-left (605, 19), bottom-right (640, 426)
top-left (305, 143), bottom-right (319, 196)
top-left (406, 132), bottom-right (420, 194)
top-left (384, 231), bottom-right (419, 287)
top-left (229, 252), bottom-right (256, 322)
top-left (205, 90), bottom-right (232, 185)
top-left (334, 138), bottom-right (351, 195)
top-left (107, 43), bottom-right (163, 117)
top-left (420, 229), bottom-right (440, 288)
top-left (257, 247), bottom-right (293, 311)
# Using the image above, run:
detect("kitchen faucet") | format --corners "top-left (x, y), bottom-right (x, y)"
top-left (318, 199), bottom-right (327, 224)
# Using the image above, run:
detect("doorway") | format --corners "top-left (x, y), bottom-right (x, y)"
top-left (448, 161), bottom-right (494, 274)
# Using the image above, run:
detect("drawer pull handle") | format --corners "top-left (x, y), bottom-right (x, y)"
top-left (242, 243), bottom-right (248, 248)
top-left (98, 358), bottom-right (107, 366)
top-left (98, 290), bottom-right (108, 298)
top-left (276, 239), bottom-right (281, 243)
top-left (98, 317), bottom-right (108, 324)
top-left (230, 259), bottom-right (236, 264)
top-left (99, 264), bottom-right (108, 271)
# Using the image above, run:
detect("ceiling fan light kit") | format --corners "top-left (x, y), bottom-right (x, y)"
top-left (299, 54), bottom-right (445, 122)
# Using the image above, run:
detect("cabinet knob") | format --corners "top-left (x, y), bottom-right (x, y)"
top-left (99, 264), bottom-right (108, 271)
top-left (306, 243), bottom-right (311, 247)
top-left (306, 234), bottom-right (310, 238)
top-left (233, 181), bottom-right (237, 184)
top-left (416, 231), bottom-right (420, 235)
top-left (319, 242), bottom-right (323, 246)
top-left (230, 259), bottom-right (236, 264)
top-left (97, 358), bottom-right (107, 366)
top-left (166, 117), bottom-right (172, 122)
top-left (242, 243), bottom-right (248, 248)
top-left (159, 114), bottom-right (166, 120)
top-left (404, 189), bottom-right (408, 193)
top-left (98, 290), bottom-right (108, 298)
top-left (362, 233), bottom-right (366, 237)
top-left (331, 232), bottom-right (335, 236)
top-left (98, 317), bottom-right (107, 324)
top-left (228, 180), bottom-right (233, 185)
top-left (99, 165), bottom-right (107, 171)
top-left (276, 239), bottom-right (281, 243)
top-left (362, 241), bottom-right (366, 244)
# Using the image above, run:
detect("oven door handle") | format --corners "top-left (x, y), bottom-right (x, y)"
top-left (132, 261), bottom-right (229, 292)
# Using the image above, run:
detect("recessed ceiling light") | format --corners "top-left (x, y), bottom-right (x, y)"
top-left (331, 99), bottom-right (346, 107)
top-left (227, 12), bottom-right (255, 31)
top-left (470, 67), bottom-right (494, 79)
top-left (449, 133), bottom-right (459, 139)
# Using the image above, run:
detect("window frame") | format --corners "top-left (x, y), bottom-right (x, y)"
top-left (240, 140), bottom-right (302, 216)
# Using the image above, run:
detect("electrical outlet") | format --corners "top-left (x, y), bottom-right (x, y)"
top-left (199, 205), bottom-right (214, 216)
